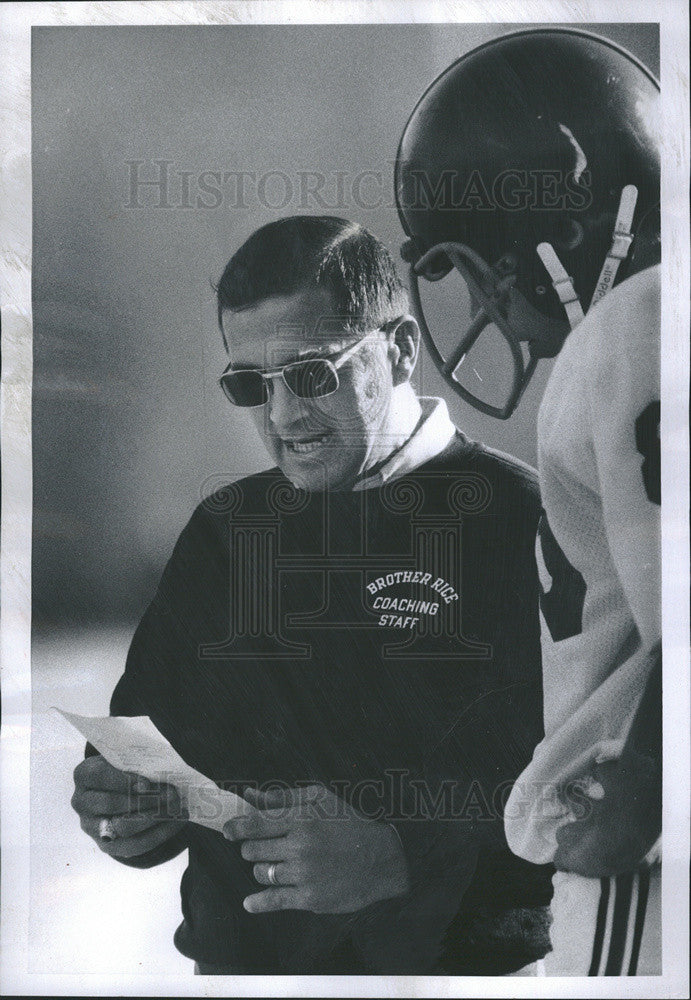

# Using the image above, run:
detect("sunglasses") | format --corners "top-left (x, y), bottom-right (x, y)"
top-left (219, 331), bottom-right (381, 408)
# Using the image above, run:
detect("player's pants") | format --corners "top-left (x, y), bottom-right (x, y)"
top-left (545, 865), bottom-right (661, 976)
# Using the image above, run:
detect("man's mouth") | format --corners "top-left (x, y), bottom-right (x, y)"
top-left (283, 432), bottom-right (332, 454)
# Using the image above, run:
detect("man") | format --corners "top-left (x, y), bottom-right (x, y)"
top-left (394, 28), bottom-right (661, 975)
top-left (72, 215), bottom-right (552, 974)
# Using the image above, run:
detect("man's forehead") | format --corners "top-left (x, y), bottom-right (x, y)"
top-left (222, 287), bottom-right (355, 362)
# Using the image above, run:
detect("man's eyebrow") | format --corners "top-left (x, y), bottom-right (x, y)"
top-left (292, 344), bottom-right (341, 361)
top-left (241, 344), bottom-right (346, 369)
top-left (228, 347), bottom-right (333, 372)
top-left (229, 331), bottom-right (354, 370)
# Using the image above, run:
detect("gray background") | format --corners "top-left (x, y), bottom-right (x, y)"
top-left (32, 23), bottom-right (659, 628)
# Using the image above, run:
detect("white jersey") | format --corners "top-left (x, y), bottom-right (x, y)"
top-left (505, 265), bottom-right (661, 865)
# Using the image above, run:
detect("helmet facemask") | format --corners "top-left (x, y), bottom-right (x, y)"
top-left (405, 240), bottom-right (570, 419)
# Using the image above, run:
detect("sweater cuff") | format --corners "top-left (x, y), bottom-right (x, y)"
top-left (349, 819), bottom-right (479, 973)
top-left (112, 823), bottom-right (190, 869)
top-left (388, 816), bottom-right (475, 888)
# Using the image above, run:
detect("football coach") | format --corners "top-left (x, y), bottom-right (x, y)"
top-left (71, 215), bottom-right (553, 975)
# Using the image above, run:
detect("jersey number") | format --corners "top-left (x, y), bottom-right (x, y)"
top-left (538, 511), bottom-right (587, 642)
top-left (635, 400), bottom-right (661, 505)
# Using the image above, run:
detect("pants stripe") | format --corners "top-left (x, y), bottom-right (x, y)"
top-left (620, 871), bottom-right (640, 974)
top-left (605, 872), bottom-right (635, 975)
top-left (589, 877), bottom-right (611, 975)
top-left (628, 866), bottom-right (651, 976)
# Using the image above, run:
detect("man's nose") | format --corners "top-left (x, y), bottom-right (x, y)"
top-left (267, 375), bottom-right (306, 428)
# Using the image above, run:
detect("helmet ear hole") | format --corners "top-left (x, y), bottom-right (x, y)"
top-left (400, 238), bottom-right (419, 264)
top-left (553, 218), bottom-right (585, 251)
top-left (494, 253), bottom-right (520, 276)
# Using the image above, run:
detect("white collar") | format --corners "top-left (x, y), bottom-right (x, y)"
top-left (352, 397), bottom-right (456, 492)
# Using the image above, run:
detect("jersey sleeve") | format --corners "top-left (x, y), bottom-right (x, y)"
top-left (586, 272), bottom-right (661, 649)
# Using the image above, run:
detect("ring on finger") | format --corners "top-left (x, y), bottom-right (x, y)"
top-left (98, 818), bottom-right (117, 841)
top-left (254, 862), bottom-right (283, 886)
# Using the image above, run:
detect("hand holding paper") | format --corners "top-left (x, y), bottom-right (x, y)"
top-left (59, 709), bottom-right (256, 834)
top-left (71, 753), bottom-right (188, 860)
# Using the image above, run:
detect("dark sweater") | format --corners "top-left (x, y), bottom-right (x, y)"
top-left (105, 431), bottom-right (553, 973)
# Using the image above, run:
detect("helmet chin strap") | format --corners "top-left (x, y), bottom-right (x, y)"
top-left (589, 184), bottom-right (638, 308)
top-left (536, 184), bottom-right (638, 331)
top-left (535, 242), bottom-right (585, 331)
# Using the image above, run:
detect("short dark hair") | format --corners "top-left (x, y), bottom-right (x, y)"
top-left (215, 216), bottom-right (408, 348)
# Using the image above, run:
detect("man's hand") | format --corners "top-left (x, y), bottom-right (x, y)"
top-left (555, 649), bottom-right (661, 878)
top-left (72, 754), bottom-right (187, 860)
top-left (554, 751), bottom-right (661, 877)
top-left (223, 784), bottom-right (410, 914)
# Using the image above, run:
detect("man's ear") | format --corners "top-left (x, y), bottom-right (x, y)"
top-left (386, 315), bottom-right (420, 385)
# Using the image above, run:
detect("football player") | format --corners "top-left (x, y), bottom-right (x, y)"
top-left (394, 28), bottom-right (661, 975)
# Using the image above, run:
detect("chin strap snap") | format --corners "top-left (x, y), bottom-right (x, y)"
top-left (536, 185), bottom-right (638, 330)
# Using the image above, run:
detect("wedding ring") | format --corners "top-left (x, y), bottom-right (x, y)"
top-left (267, 862), bottom-right (280, 886)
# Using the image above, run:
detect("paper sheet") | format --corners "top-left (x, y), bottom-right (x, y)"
top-left (55, 709), bottom-right (255, 832)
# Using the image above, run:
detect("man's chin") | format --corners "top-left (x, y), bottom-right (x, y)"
top-left (278, 457), bottom-right (356, 493)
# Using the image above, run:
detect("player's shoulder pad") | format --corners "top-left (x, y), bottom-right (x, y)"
top-left (581, 264), bottom-right (661, 350)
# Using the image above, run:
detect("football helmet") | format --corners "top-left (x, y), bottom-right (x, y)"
top-left (395, 28), bottom-right (660, 418)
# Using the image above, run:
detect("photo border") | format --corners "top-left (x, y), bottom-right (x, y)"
top-left (1, 2), bottom-right (688, 996)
